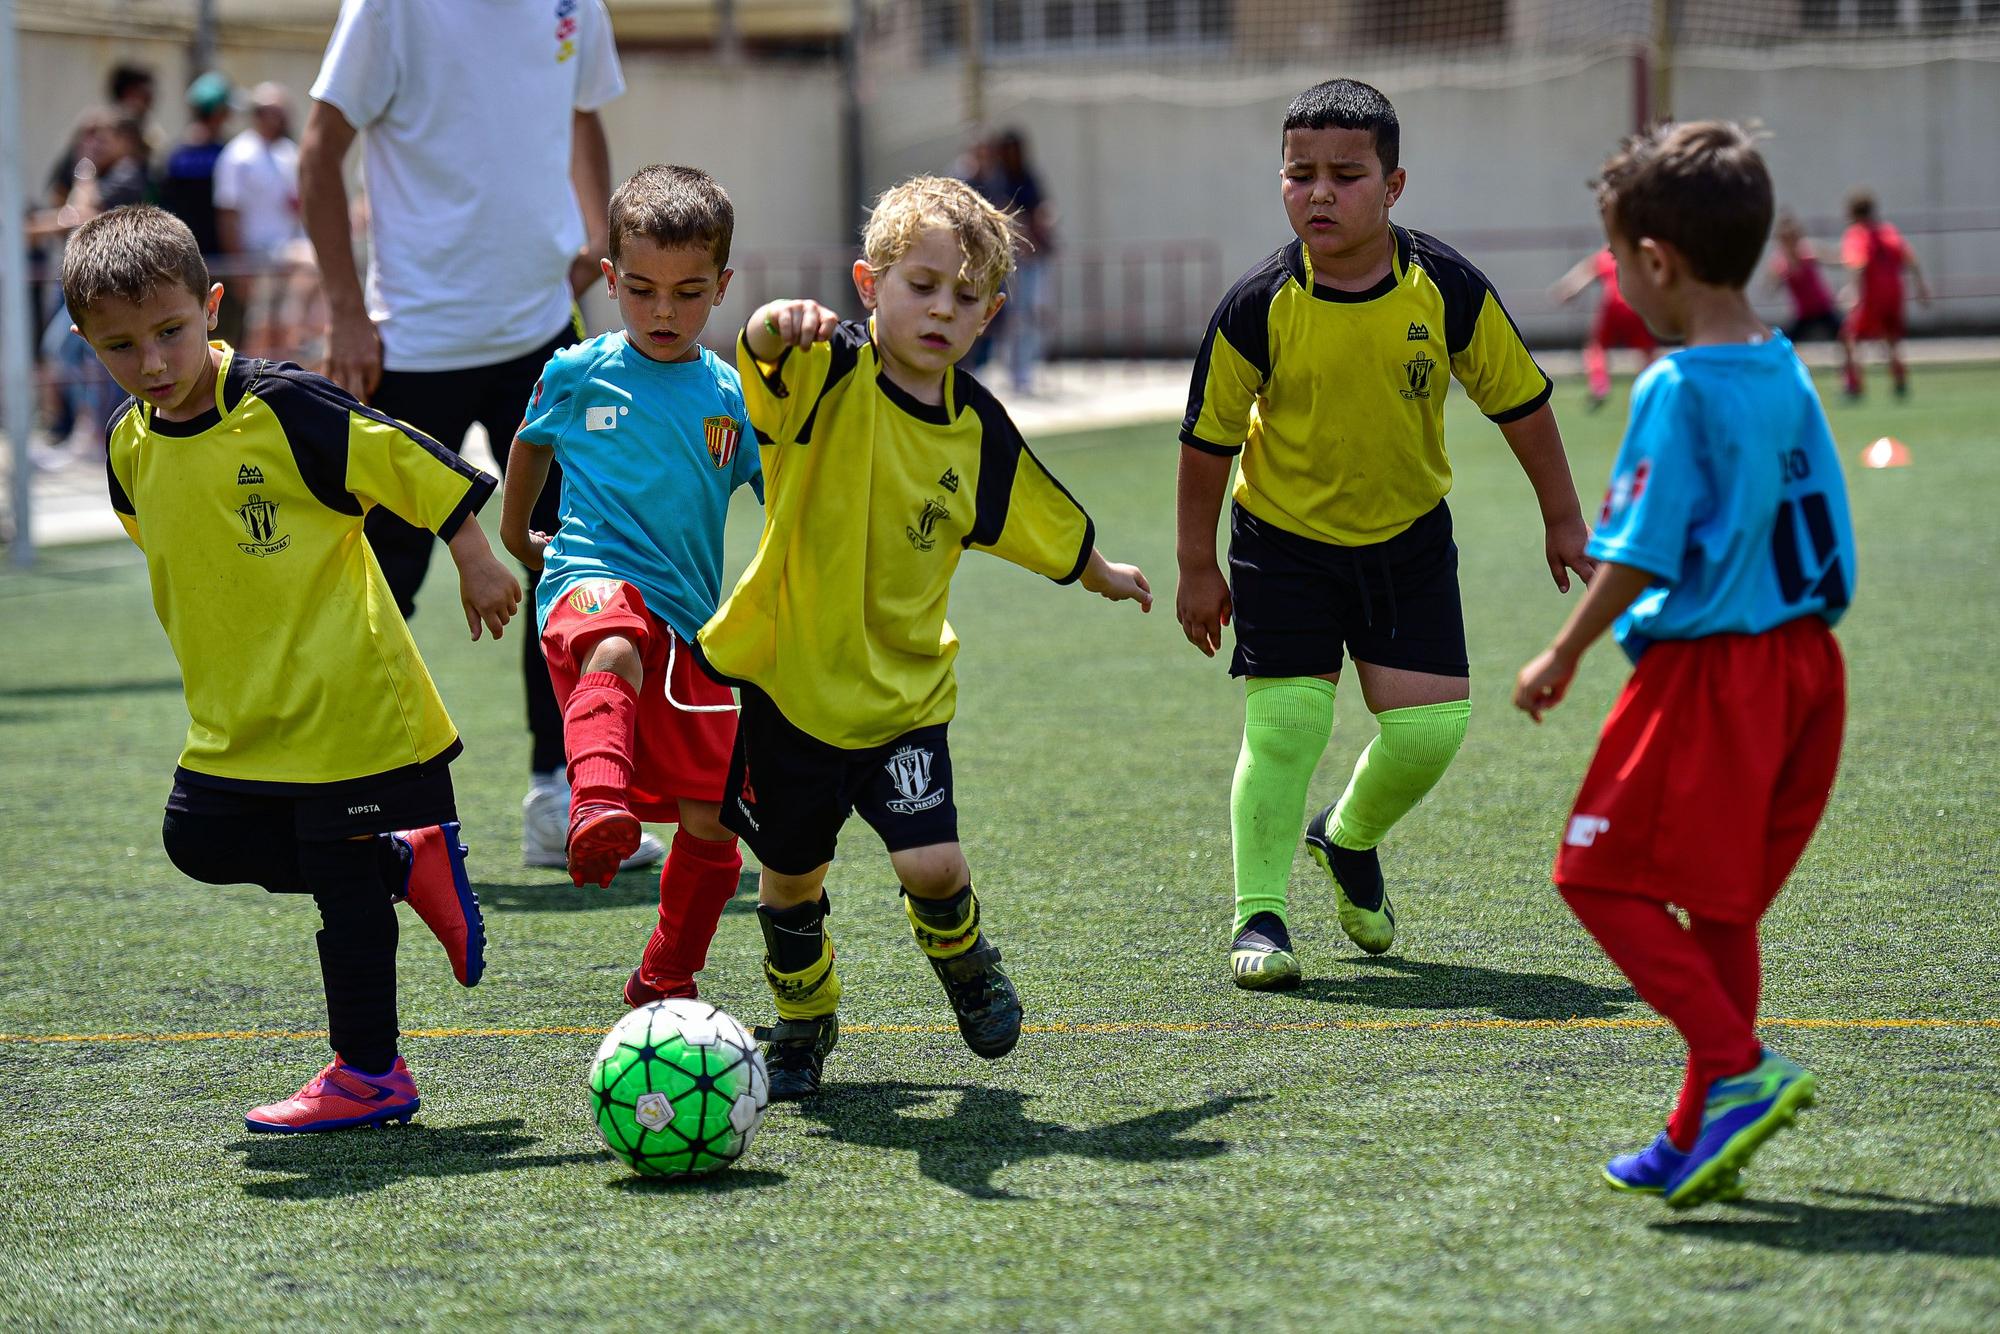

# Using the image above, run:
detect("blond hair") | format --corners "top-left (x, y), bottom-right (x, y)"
top-left (862, 175), bottom-right (1016, 294)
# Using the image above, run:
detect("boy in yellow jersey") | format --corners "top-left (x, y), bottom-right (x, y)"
top-left (69, 207), bottom-right (522, 1133)
top-left (698, 176), bottom-right (1152, 1099)
top-left (1176, 80), bottom-right (1596, 988)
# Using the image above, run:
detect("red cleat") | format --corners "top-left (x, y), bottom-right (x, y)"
top-left (623, 966), bottom-right (698, 1009)
top-left (244, 1057), bottom-right (420, 1133)
top-left (391, 822), bottom-right (485, 986)
top-left (568, 803), bottom-right (642, 889)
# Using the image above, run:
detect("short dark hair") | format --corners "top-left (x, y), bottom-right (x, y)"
top-left (109, 62), bottom-right (154, 103)
top-left (61, 205), bottom-right (210, 320)
top-left (1846, 187), bottom-right (1877, 223)
top-left (1283, 78), bottom-right (1400, 175)
top-left (1594, 121), bottom-right (1773, 288)
top-left (607, 165), bottom-right (734, 269)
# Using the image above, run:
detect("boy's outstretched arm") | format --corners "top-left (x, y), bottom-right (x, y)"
top-left (1079, 549), bottom-right (1152, 612)
top-left (1512, 561), bottom-right (1654, 722)
top-left (1497, 403), bottom-right (1597, 593)
top-left (448, 518), bottom-right (523, 642)
top-left (1174, 444), bottom-right (1234, 656)
top-left (745, 299), bottom-right (840, 362)
top-left (500, 439), bottom-right (554, 570)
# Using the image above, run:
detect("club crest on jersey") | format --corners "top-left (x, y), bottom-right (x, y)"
top-left (1400, 350), bottom-right (1436, 400)
top-left (235, 493), bottom-right (289, 556)
top-left (884, 745), bottom-right (946, 814)
top-left (704, 415), bottom-right (743, 469)
top-left (907, 497), bottom-right (950, 552)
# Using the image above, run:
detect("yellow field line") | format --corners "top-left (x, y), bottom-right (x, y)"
top-left (1, 1016), bottom-right (1995, 1046)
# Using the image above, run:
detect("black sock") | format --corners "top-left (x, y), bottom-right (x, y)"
top-left (758, 896), bottom-right (828, 976)
top-left (303, 838), bottom-right (400, 1075)
top-left (1328, 843), bottom-right (1384, 911)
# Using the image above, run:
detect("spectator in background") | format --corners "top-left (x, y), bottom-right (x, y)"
top-left (1766, 212), bottom-right (1840, 344)
top-left (158, 71), bottom-right (244, 346)
top-left (298, 0), bottom-right (651, 874)
top-left (108, 62), bottom-right (161, 166)
top-left (975, 129), bottom-right (1056, 394)
top-left (216, 83), bottom-right (307, 353)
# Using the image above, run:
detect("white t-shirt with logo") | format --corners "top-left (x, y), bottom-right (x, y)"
top-left (310, 0), bottom-right (625, 371)
top-left (213, 130), bottom-right (303, 258)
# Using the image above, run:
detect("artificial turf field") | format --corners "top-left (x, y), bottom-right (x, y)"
top-left (1, 362), bottom-right (1995, 1330)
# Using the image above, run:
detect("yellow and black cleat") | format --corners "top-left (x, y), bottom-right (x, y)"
top-left (1230, 911), bottom-right (1302, 991)
top-left (1305, 804), bottom-right (1396, 956)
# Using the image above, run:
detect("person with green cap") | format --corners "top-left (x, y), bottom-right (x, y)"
top-left (158, 71), bottom-right (243, 345)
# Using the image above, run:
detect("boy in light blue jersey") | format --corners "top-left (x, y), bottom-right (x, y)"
top-left (1515, 123), bottom-right (1853, 1210)
top-left (502, 165), bottom-right (762, 1005)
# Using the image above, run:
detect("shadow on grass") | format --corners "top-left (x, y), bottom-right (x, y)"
top-left (0, 676), bottom-right (181, 700)
top-left (1293, 955), bottom-right (1635, 1021)
top-left (473, 869), bottom-right (760, 914)
top-left (794, 1081), bottom-right (1261, 1201)
top-left (229, 1117), bottom-right (601, 1199)
top-left (607, 1167), bottom-right (789, 1195)
top-left (1658, 1189), bottom-right (2000, 1257)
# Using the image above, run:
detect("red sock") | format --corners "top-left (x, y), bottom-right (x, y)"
top-left (1560, 886), bottom-right (1764, 1151)
top-left (638, 828), bottom-right (743, 995)
top-left (1842, 345), bottom-right (1863, 395)
top-left (564, 672), bottom-right (639, 819)
top-left (1584, 340), bottom-right (1610, 399)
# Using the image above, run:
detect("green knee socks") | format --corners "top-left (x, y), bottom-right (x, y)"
top-left (1230, 677), bottom-right (1336, 932)
top-left (1329, 699), bottom-right (1471, 851)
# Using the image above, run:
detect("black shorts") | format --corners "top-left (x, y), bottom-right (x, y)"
top-left (1228, 500), bottom-right (1469, 680)
top-left (168, 752), bottom-right (460, 843)
top-left (721, 685), bottom-right (959, 876)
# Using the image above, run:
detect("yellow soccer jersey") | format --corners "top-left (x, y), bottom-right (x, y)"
top-left (699, 320), bottom-right (1093, 750)
top-left (105, 345), bottom-right (494, 789)
top-left (1183, 228), bottom-right (1552, 546)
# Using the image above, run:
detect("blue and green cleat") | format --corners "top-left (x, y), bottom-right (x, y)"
top-left (1602, 1131), bottom-right (1743, 1202)
top-left (1664, 1049), bottom-right (1817, 1209)
top-left (1230, 911), bottom-right (1301, 991)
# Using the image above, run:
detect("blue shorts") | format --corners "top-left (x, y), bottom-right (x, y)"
top-left (1227, 500), bottom-right (1469, 680)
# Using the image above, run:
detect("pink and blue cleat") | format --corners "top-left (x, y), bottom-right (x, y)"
top-left (391, 822), bottom-right (485, 986)
top-left (244, 1057), bottom-right (420, 1133)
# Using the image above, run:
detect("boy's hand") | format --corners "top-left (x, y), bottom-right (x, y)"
top-left (1175, 562), bottom-right (1232, 657)
top-left (447, 522), bottom-right (523, 641)
top-left (515, 529), bottom-right (552, 573)
top-left (757, 300), bottom-right (840, 350)
top-left (1513, 646), bottom-right (1578, 723)
top-left (1081, 550), bottom-right (1154, 612)
top-left (1545, 513), bottom-right (1597, 593)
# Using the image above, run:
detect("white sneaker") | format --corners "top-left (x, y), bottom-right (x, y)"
top-left (521, 783), bottom-right (665, 872)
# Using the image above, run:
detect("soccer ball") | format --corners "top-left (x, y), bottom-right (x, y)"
top-left (588, 999), bottom-right (769, 1177)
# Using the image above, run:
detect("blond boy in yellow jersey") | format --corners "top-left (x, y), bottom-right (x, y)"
top-left (698, 177), bottom-right (1152, 1098)
top-left (1176, 80), bottom-right (1596, 988)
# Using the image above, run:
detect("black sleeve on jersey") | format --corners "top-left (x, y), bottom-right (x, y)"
top-left (1181, 245), bottom-right (1289, 454)
top-left (961, 381), bottom-right (1095, 583)
top-left (255, 362), bottom-right (491, 532)
top-left (795, 321), bottom-right (869, 447)
top-left (104, 399), bottom-right (140, 517)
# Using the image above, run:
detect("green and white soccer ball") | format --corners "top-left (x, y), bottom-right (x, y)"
top-left (588, 999), bottom-right (769, 1177)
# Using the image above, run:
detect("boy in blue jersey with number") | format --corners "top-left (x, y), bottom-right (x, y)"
top-left (1515, 122), bottom-right (1854, 1209)
top-left (502, 166), bottom-right (762, 1007)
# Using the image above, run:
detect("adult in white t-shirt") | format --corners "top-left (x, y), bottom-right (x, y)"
top-left (299, 0), bottom-right (660, 873)
top-left (214, 82), bottom-right (304, 259)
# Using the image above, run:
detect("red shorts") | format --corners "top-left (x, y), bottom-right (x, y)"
top-left (1553, 617), bottom-right (1845, 924)
top-left (1591, 300), bottom-right (1656, 353)
top-left (1844, 299), bottom-right (1906, 343)
top-left (541, 579), bottom-right (736, 820)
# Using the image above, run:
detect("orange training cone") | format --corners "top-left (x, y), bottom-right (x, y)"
top-left (1861, 436), bottom-right (1911, 469)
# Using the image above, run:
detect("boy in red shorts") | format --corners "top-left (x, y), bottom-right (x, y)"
top-left (1553, 246), bottom-right (1656, 411)
top-left (1839, 188), bottom-right (1931, 399)
top-left (502, 166), bottom-right (761, 1006)
top-left (1515, 123), bottom-right (1855, 1209)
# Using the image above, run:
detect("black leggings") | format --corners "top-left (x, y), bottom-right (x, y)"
top-left (162, 811), bottom-right (403, 1074)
